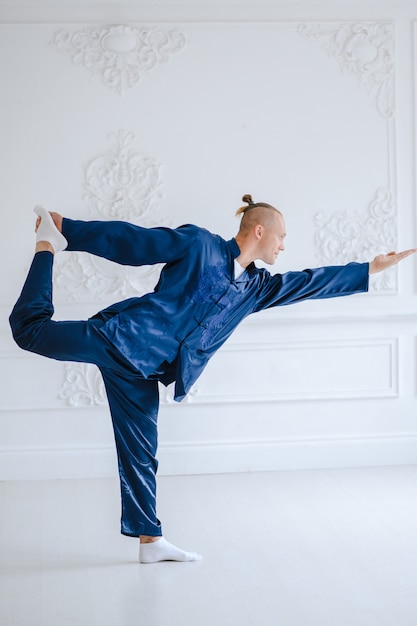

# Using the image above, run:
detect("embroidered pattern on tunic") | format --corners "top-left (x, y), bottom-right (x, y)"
top-left (200, 298), bottom-right (234, 349)
top-left (192, 264), bottom-right (227, 304)
top-left (190, 262), bottom-right (243, 349)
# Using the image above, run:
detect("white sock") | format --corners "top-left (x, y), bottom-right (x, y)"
top-left (139, 537), bottom-right (202, 564)
top-left (34, 205), bottom-right (67, 253)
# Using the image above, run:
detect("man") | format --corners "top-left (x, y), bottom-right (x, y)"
top-left (9, 195), bottom-right (416, 563)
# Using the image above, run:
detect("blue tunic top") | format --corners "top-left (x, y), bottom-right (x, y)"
top-left (62, 219), bottom-right (369, 401)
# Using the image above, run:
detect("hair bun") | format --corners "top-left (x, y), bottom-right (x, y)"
top-left (241, 194), bottom-right (253, 205)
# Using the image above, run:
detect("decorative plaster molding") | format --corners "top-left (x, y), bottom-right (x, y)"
top-left (195, 337), bottom-right (398, 403)
top-left (58, 337), bottom-right (397, 408)
top-left (59, 363), bottom-right (197, 407)
top-left (54, 130), bottom-right (170, 301)
top-left (314, 187), bottom-right (397, 292)
top-left (51, 24), bottom-right (187, 95)
top-left (84, 131), bottom-right (163, 221)
top-left (298, 22), bottom-right (394, 119)
top-left (54, 253), bottom-right (162, 301)
top-left (59, 363), bottom-right (107, 407)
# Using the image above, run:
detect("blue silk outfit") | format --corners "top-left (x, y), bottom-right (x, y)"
top-left (10, 218), bottom-right (369, 537)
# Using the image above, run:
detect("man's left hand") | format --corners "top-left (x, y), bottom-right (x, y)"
top-left (369, 249), bottom-right (417, 274)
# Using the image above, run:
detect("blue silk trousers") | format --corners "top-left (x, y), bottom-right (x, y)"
top-left (9, 252), bottom-right (162, 537)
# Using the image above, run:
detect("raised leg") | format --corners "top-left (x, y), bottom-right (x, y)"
top-left (9, 251), bottom-right (117, 367)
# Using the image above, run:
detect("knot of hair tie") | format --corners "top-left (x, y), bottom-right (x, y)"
top-left (235, 194), bottom-right (278, 217)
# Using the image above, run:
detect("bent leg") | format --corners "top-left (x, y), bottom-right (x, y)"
top-left (99, 369), bottom-right (161, 538)
top-left (9, 251), bottom-right (116, 367)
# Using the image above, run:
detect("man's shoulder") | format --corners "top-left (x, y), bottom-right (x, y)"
top-left (177, 223), bottom-right (217, 236)
top-left (177, 223), bottom-right (225, 245)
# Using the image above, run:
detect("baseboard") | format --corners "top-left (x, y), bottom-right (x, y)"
top-left (158, 434), bottom-right (417, 475)
top-left (0, 446), bottom-right (119, 481)
top-left (1, 434), bottom-right (417, 480)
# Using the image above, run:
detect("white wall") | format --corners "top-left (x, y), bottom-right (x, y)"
top-left (1, 0), bottom-right (417, 480)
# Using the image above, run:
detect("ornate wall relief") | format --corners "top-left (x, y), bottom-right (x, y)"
top-left (298, 22), bottom-right (394, 119)
top-left (299, 22), bottom-right (397, 291)
top-left (54, 130), bottom-right (170, 302)
top-left (84, 131), bottom-right (163, 221)
top-left (51, 24), bottom-right (187, 95)
top-left (59, 363), bottom-right (197, 407)
top-left (314, 187), bottom-right (397, 292)
top-left (54, 254), bottom-right (161, 302)
top-left (59, 364), bottom-right (107, 407)
top-left (56, 131), bottom-right (176, 403)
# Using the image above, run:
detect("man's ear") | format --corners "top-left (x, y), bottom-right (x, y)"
top-left (254, 224), bottom-right (263, 240)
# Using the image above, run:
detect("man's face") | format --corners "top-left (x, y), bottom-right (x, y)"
top-left (257, 214), bottom-right (286, 265)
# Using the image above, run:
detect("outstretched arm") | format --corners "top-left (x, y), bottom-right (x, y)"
top-left (255, 247), bottom-right (417, 311)
top-left (369, 249), bottom-right (417, 274)
top-left (50, 213), bottom-right (198, 266)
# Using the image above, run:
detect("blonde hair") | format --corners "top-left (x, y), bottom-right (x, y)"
top-left (236, 194), bottom-right (282, 232)
top-left (236, 194), bottom-right (278, 216)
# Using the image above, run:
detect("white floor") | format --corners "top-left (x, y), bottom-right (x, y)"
top-left (1, 466), bottom-right (417, 626)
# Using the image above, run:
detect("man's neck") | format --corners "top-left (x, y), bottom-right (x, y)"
top-left (234, 234), bottom-right (256, 268)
